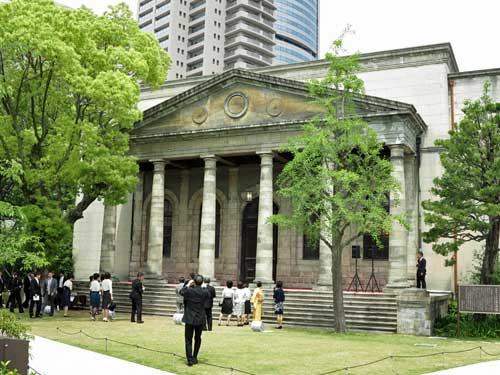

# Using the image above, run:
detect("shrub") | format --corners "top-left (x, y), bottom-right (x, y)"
top-left (435, 300), bottom-right (500, 338)
top-left (0, 310), bottom-right (31, 340)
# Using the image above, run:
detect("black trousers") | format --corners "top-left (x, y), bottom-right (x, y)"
top-left (56, 288), bottom-right (64, 309)
top-left (204, 307), bottom-right (213, 331)
top-left (131, 297), bottom-right (142, 322)
top-left (185, 324), bottom-right (203, 362)
top-left (22, 290), bottom-right (31, 308)
top-left (29, 298), bottom-right (41, 317)
top-left (417, 272), bottom-right (426, 289)
top-left (9, 292), bottom-right (23, 313)
top-left (0, 293), bottom-right (3, 308)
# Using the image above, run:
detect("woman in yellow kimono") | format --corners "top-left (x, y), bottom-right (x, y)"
top-left (250, 281), bottom-right (264, 321)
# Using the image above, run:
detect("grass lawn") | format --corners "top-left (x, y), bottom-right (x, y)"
top-left (19, 311), bottom-right (500, 375)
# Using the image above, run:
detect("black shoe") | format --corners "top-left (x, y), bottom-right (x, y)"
top-left (131, 320), bottom-right (136, 323)
top-left (192, 358), bottom-right (198, 365)
top-left (137, 320), bottom-right (144, 324)
top-left (187, 361), bottom-right (193, 367)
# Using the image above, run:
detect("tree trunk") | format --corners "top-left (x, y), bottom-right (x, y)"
top-left (331, 240), bottom-right (346, 333)
top-left (480, 219), bottom-right (500, 285)
top-left (66, 193), bottom-right (96, 225)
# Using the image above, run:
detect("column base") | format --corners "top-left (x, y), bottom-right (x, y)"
top-left (383, 282), bottom-right (412, 295)
top-left (314, 282), bottom-right (332, 291)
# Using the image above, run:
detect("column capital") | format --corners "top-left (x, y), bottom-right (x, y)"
top-left (200, 154), bottom-right (217, 160)
top-left (150, 159), bottom-right (166, 172)
top-left (201, 155), bottom-right (217, 170)
top-left (388, 144), bottom-right (405, 158)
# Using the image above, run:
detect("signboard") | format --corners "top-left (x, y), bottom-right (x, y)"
top-left (459, 285), bottom-right (500, 314)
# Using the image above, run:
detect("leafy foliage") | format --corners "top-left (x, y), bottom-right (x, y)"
top-left (423, 83), bottom-right (500, 284)
top-left (270, 29), bottom-right (403, 333)
top-left (0, 0), bottom-right (170, 221)
top-left (435, 300), bottom-right (500, 338)
top-left (0, 0), bottom-right (170, 271)
top-left (0, 310), bottom-right (31, 340)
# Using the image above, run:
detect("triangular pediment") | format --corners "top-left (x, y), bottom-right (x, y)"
top-left (131, 69), bottom-right (426, 138)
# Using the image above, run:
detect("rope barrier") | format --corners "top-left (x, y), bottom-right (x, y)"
top-left (55, 327), bottom-right (257, 375)
top-left (28, 365), bottom-right (45, 375)
top-left (54, 327), bottom-right (500, 375)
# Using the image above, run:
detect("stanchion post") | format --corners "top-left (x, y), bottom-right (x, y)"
top-left (105, 337), bottom-right (108, 352)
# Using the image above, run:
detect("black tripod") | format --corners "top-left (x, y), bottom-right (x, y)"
top-left (365, 253), bottom-right (381, 292)
top-left (348, 258), bottom-right (364, 292)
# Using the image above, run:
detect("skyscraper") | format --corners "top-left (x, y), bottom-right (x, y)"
top-left (136, 0), bottom-right (319, 80)
top-left (274, 0), bottom-right (319, 64)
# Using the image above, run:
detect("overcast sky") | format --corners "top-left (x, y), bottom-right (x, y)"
top-left (58, 0), bottom-right (500, 72)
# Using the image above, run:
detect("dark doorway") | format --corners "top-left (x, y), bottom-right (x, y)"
top-left (240, 198), bottom-right (278, 283)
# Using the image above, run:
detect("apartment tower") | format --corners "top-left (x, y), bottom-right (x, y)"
top-left (137, 0), bottom-right (319, 80)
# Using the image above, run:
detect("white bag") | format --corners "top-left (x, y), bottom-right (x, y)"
top-left (32, 295), bottom-right (40, 301)
top-left (43, 305), bottom-right (52, 314)
top-left (251, 320), bottom-right (264, 332)
top-left (173, 313), bottom-right (184, 325)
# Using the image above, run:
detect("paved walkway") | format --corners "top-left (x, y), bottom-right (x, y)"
top-left (29, 336), bottom-right (175, 375)
top-left (424, 360), bottom-right (500, 374)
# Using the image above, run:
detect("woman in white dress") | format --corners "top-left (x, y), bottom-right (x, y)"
top-left (234, 281), bottom-right (246, 327)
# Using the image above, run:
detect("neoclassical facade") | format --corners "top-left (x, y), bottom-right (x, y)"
top-left (73, 43), bottom-right (500, 291)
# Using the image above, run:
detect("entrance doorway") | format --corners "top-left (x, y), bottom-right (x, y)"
top-left (240, 198), bottom-right (278, 283)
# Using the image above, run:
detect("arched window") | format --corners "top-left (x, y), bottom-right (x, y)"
top-left (303, 214), bottom-right (320, 260)
top-left (363, 198), bottom-right (390, 260)
top-left (163, 199), bottom-right (173, 258)
top-left (198, 201), bottom-right (221, 258)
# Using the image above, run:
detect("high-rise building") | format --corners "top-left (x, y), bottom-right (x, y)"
top-left (274, 0), bottom-right (319, 64)
top-left (136, 0), bottom-right (318, 80)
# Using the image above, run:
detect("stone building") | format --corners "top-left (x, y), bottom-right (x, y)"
top-left (72, 43), bottom-right (500, 292)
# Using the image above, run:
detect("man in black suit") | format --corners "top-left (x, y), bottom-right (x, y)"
top-left (43, 271), bottom-right (57, 316)
top-left (130, 272), bottom-right (144, 324)
top-left (22, 273), bottom-right (32, 308)
top-left (416, 251), bottom-right (427, 289)
top-left (29, 272), bottom-right (42, 318)
top-left (56, 271), bottom-right (65, 310)
top-left (8, 272), bottom-right (24, 313)
top-left (181, 274), bottom-right (209, 367)
top-left (203, 277), bottom-right (216, 331)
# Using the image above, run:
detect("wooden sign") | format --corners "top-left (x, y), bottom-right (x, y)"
top-left (459, 285), bottom-right (500, 314)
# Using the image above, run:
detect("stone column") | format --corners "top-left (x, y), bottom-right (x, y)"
top-left (317, 235), bottom-right (333, 288)
top-left (226, 167), bottom-right (240, 279)
top-left (255, 152), bottom-right (274, 284)
top-left (405, 154), bottom-right (419, 286)
top-left (100, 204), bottom-right (117, 273)
top-left (130, 171), bottom-right (144, 276)
top-left (177, 169), bottom-right (190, 267)
top-left (146, 160), bottom-right (166, 277)
top-left (198, 156), bottom-right (217, 280)
top-left (386, 145), bottom-right (411, 289)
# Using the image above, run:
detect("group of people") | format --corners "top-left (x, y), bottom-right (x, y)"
top-left (88, 271), bottom-right (115, 322)
top-left (0, 270), bottom-right (73, 318)
top-left (176, 274), bottom-right (286, 366)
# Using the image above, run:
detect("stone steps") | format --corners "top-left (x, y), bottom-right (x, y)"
top-left (73, 282), bottom-right (397, 332)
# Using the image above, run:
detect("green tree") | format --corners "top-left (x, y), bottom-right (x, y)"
top-left (0, 162), bottom-right (47, 271)
top-left (0, 0), bottom-right (170, 270)
top-left (0, 0), bottom-right (170, 224)
top-left (423, 83), bottom-right (500, 285)
top-left (270, 33), bottom-right (403, 333)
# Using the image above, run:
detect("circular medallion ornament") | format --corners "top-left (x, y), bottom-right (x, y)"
top-left (224, 92), bottom-right (249, 119)
top-left (266, 98), bottom-right (282, 117)
top-left (192, 107), bottom-right (208, 125)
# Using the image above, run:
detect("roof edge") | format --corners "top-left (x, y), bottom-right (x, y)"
top-left (449, 67), bottom-right (500, 80)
